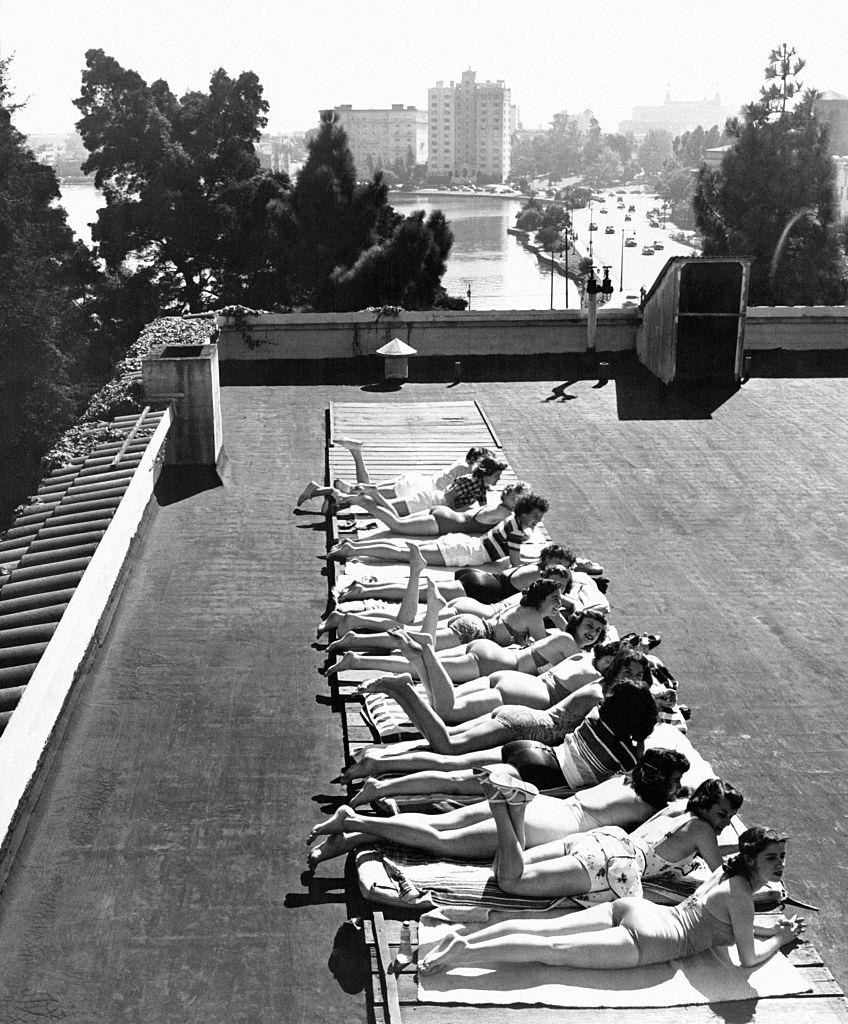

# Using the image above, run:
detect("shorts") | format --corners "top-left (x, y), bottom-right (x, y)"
top-left (394, 474), bottom-right (442, 512)
top-left (563, 827), bottom-right (646, 901)
top-left (436, 534), bottom-right (487, 567)
top-left (501, 740), bottom-right (565, 790)
top-left (448, 614), bottom-right (488, 644)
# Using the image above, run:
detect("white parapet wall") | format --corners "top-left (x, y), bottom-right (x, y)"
top-left (215, 305), bottom-right (848, 361)
top-left (0, 407), bottom-right (172, 885)
top-left (215, 308), bottom-right (639, 360)
top-left (744, 306), bottom-right (848, 349)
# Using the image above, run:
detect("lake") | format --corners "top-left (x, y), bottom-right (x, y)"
top-left (58, 183), bottom-right (693, 311)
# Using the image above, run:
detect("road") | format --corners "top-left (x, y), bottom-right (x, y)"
top-left (568, 187), bottom-right (699, 308)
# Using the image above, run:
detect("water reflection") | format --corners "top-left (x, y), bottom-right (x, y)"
top-left (389, 195), bottom-right (577, 310)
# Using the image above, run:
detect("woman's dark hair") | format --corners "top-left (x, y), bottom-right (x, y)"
top-left (592, 639), bottom-right (630, 664)
top-left (465, 446), bottom-right (494, 464)
top-left (538, 543), bottom-right (577, 569)
top-left (520, 578), bottom-right (561, 609)
top-left (598, 680), bottom-right (658, 742)
top-left (565, 607), bottom-right (608, 648)
top-left (540, 564), bottom-right (573, 592)
top-left (687, 778), bottom-right (744, 819)
top-left (514, 493), bottom-right (549, 519)
top-left (600, 648), bottom-right (653, 689)
top-left (724, 826), bottom-right (787, 880)
top-left (472, 456), bottom-right (508, 481)
top-left (501, 481), bottom-right (531, 505)
top-left (631, 747), bottom-right (691, 808)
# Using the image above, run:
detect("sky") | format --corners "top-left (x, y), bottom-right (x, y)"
top-left (2, 0), bottom-right (847, 138)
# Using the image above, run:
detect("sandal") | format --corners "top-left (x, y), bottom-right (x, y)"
top-left (484, 772), bottom-right (539, 805)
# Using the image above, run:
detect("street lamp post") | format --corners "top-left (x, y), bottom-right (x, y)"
top-left (619, 228), bottom-right (625, 291)
top-left (586, 264), bottom-right (614, 352)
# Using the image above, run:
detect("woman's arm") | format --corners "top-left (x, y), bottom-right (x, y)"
top-left (728, 878), bottom-right (804, 967)
top-left (692, 820), bottom-right (724, 871)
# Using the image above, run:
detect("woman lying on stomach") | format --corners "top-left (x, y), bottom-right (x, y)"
top-left (420, 823), bottom-right (802, 974)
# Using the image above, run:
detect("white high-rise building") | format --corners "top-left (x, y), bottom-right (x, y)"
top-left (428, 70), bottom-right (511, 182)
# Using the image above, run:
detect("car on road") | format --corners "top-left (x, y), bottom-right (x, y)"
top-left (622, 293), bottom-right (640, 307)
top-left (653, 240), bottom-right (665, 250)
top-left (604, 225), bottom-right (615, 234)
top-left (649, 219), bottom-right (661, 228)
top-left (627, 204), bottom-right (636, 212)
top-left (600, 207), bottom-right (608, 214)
top-left (624, 237), bottom-right (637, 247)
top-left (624, 214), bottom-right (632, 221)
top-left (641, 245), bottom-right (655, 255)
top-left (589, 222), bottom-right (598, 231)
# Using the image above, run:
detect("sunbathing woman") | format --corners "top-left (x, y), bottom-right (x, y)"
top-left (325, 579), bottom-right (568, 655)
top-left (306, 747), bottom-right (690, 867)
top-left (355, 646), bottom-right (655, 760)
top-left (340, 676), bottom-right (657, 786)
top-left (297, 441), bottom-right (496, 513)
top-left (334, 542), bottom-right (575, 606)
top-left (352, 480), bottom-right (532, 538)
top-left (326, 605), bottom-right (608, 683)
top-left (477, 772), bottom-right (742, 899)
top-left (420, 824), bottom-right (802, 975)
top-left (326, 494), bottom-right (549, 567)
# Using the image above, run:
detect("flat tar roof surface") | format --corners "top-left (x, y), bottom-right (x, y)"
top-left (0, 372), bottom-right (846, 1022)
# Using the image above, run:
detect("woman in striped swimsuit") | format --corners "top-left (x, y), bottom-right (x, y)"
top-left (326, 494), bottom-right (549, 567)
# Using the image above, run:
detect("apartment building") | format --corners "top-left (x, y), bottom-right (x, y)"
top-left (333, 104), bottom-right (428, 178)
top-left (428, 69), bottom-right (511, 182)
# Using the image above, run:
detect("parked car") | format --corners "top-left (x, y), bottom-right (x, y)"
top-left (653, 240), bottom-right (665, 250)
top-left (641, 245), bottom-right (655, 255)
top-left (624, 237), bottom-right (637, 247)
top-left (649, 219), bottom-right (660, 228)
top-left (604, 225), bottom-right (615, 234)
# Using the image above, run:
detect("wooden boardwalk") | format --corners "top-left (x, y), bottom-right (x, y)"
top-left (320, 400), bottom-right (848, 1024)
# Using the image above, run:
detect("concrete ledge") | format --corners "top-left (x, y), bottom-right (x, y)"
top-left (216, 305), bottom-right (848, 362)
top-left (0, 407), bottom-right (172, 888)
top-left (216, 308), bottom-right (640, 360)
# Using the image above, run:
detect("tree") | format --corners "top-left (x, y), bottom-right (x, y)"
top-left (694, 46), bottom-right (846, 305)
top-left (638, 129), bottom-right (674, 181)
top-left (75, 49), bottom-right (271, 312)
top-left (581, 118), bottom-right (622, 188)
top-left (0, 57), bottom-right (99, 525)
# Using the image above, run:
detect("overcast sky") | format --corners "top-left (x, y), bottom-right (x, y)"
top-left (3, 0), bottom-right (847, 138)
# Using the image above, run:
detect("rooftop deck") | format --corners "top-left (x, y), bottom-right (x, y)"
top-left (0, 371), bottom-right (846, 1021)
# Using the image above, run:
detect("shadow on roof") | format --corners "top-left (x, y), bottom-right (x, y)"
top-left (154, 463), bottom-right (226, 506)
top-left (614, 360), bottom-right (740, 420)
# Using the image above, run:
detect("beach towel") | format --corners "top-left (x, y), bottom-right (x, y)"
top-left (417, 910), bottom-right (810, 1007)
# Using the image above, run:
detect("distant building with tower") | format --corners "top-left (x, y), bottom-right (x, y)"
top-left (813, 91), bottom-right (848, 155)
top-left (620, 91), bottom-right (736, 139)
top-left (428, 70), bottom-right (512, 183)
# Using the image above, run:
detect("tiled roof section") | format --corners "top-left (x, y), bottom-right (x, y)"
top-left (0, 407), bottom-right (166, 732)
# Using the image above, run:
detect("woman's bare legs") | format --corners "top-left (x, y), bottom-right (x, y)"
top-left (333, 437), bottom-right (371, 484)
top-left (327, 538), bottom-right (445, 565)
top-left (397, 543), bottom-right (428, 624)
top-left (358, 676), bottom-right (513, 755)
top-left (335, 578), bottom-right (466, 603)
top-left (419, 904), bottom-right (640, 974)
top-left (356, 495), bottom-right (440, 538)
top-left (324, 651), bottom-right (413, 677)
top-left (340, 748), bottom-right (501, 784)
top-left (349, 770), bottom-right (493, 809)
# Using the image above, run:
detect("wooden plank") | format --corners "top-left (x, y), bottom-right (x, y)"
top-left (373, 909), bottom-right (405, 1024)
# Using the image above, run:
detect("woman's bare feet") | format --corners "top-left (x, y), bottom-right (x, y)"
top-left (349, 776), bottom-right (383, 809)
top-left (333, 477), bottom-right (353, 494)
top-left (326, 630), bottom-right (358, 655)
top-left (307, 832), bottom-right (359, 869)
top-left (306, 804), bottom-right (356, 844)
top-left (333, 437), bottom-right (363, 451)
top-left (317, 610), bottom-right (345, 638)
top-left (296, 480), bottom-right (319, 506)
top-left (326, 541), bottom-right (356, 561)
top-left (426, 577), bottom-right (448, 613)
top-left (322, 651), bottom-right (358, 677)
top-left (418, 930), bottom-right (466, 975)
top-left (387, 627), bottom-right (422, 657)
top-left (341, 754), bottom-right (375, 784)
top-left (407, 541), bottom-right (427, 574)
